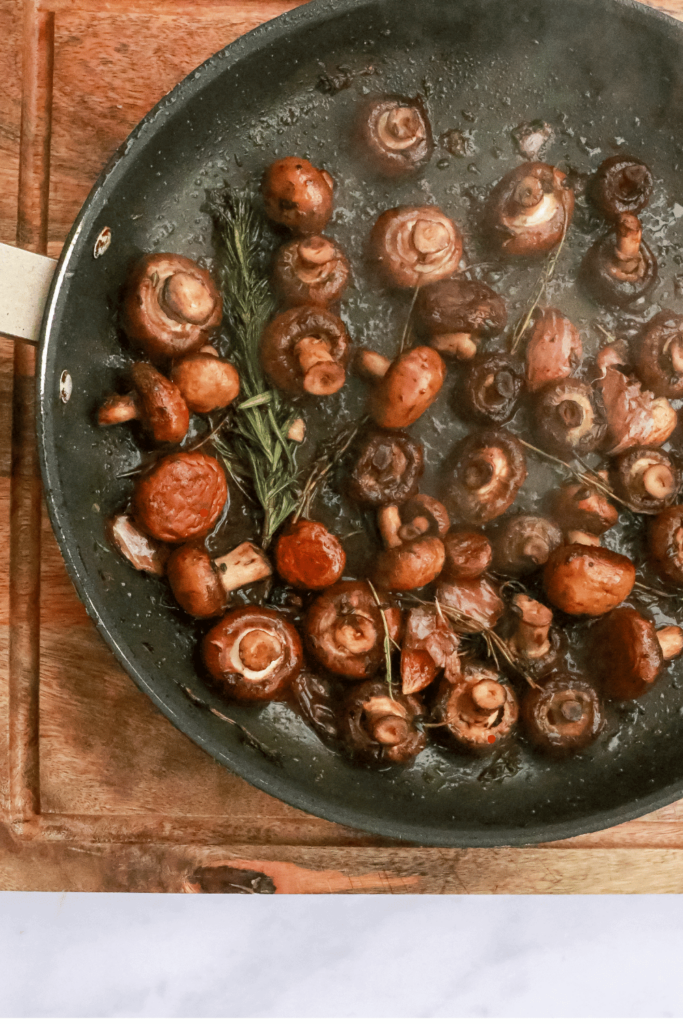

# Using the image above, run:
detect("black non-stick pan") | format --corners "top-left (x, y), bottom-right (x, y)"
top-left (35, 0), bottom-right (683, 846)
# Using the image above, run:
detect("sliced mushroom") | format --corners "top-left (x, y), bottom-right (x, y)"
top-left (373, 499), bottom-right (447, 591)
top-left (440, 530), bottom-right (493, 581)
top-left (261, 157), bottom-right (334, 235)
top-left (305, 580), bottom-right (402, 679)
top-left (291, 670), bottom-right (341, 745)
top-left (202, 606), bottom-right (303, 701)
top-left (598, 367), bottom-right (676, 454)
top-left (435, 577), bottom-right (504, 633)
top-left (485, 161), bottom-right (574, 256)
top-left (543, 542), bottom-right (635, 616)
top-left (506, 593), bottom-right (564, 678)
top-left (550, 478), bottom-right (618, 536)
top-left (341, 680), bottom-right (426, 764)
top-left (461, 352), bottom-right (523, 426)
top-left (434, 663), bottom-right (518, 755)
top-left (357, 95), bottom-right (433, 176)
top-left (581, 213), bottom-right (657, 308)
top-left (522, 673), bottom-right (603, 756)
top-left (533, 378), bottom-right (606, 459)
top-left (415, 278), bottom-right (507, 360)
top-left (590, 155), bottom-right (653, 219)
top-left (106, 513), bottom-right (169, 575)
top-left (348, 429), bottom-right (424, 507)
top-left (121, 254), bottom-right (222, 362)
top-left (400, 605), bottom-right (461, 695)
top-left (648, 505), bottom-right (683, 586)
top-left (259, 306), bottom-right (351, 397)
top-left (634, 311), bottom-right (683, 399)
top-left (274, 518), bottom-right (346, 590)
top-left (490, 514), bottom-right (562, 576)
top-left (132, 451), bottom-right (228, 544)
top-left (167, 541), bottom-right (272, 618)
top-left (98, 362), bottom-right (190, 444)
top-left (169, 352), bottom-right (240, 415)
top-left (369, 346), bottom-right (446, 429)
top-left (611, 446), bottom-right (680, 514)
top-left (524, 308), bottom-right (583, 392)
top-left (370, 205), bottom-right (463, 289)
top-left (444, 429), bottom-right (527, 525)
top-left (272, 235), bottom-right (350, 307)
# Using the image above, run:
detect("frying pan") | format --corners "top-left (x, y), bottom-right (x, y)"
top-left (20, 0), bottom-right (683, 846)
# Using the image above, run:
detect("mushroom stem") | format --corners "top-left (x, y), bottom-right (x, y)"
top-left (161, 271), bottom-right (215, 325)
top-left (355, 348), bottom-right (391, 380)
top-left (378, 505), bottom-right (404, 549)
top-left (669, 338), bottom-right (683, 374)
top-left (471, 680), bottom-right (506, 712)
top-left (372, 715), bottom-right (410, 745)
top-left (657, 625), bottom-right (683, 661)
top-left (238, 628), bottom-right (283, 672)
top-left (295, 336), bottom-right (334, 372)
top-left (336, 615), bottom-right (378, 654)
top-left (566, 530), bottom-right (601, 546)
top-left (397, 515), bottom-right (430, 542)
top-left (294, 337), bottom-right (345, 396)
top-left (212, 542), bottom-right (272, 596)
top-left (430, 332), bottom-right (477, 359)
top-left (514, 175), bottom-right (545, 210)
top-left (643, 463), bottom-right (676, 500)
top-left (98, 394), bottom-right (140, 426)
top-left (297, 237), bottom-right (336, 267)
top-left (615, 213), bottom-right (642, 263)
top-left (287, 417), bottom-right (306, 443)
top-left (510, 594), bottom-right (553, 661)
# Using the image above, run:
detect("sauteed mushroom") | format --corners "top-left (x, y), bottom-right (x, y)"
top-left (522, 673), bottom-right (603, 756)
top-left (550, 478), bottom-right (618, 537)
top-left (611, 446), bottom-right (680, 514)
top-left (634, 311), bottom-right (683, 399)
top-left (435, 576), bottom-right (504, 632)
top-left (491, 514), bottom-right (562, 576)
top-left (461, 352), bottom-right (523, 426)
top-left (170, 351), bottom-right (240, 415)
top-left (649, 505), bottom-right (683, 586)
top-left (590, 155), bottom-right (653, 218)
top-left (262, 156), bottom-right (334, 235)
top-left (440, 530), bottom-right (493, 581)
top-left (543, 542), bottom-right (635, 616)
top-left (581, 213), bottom-right (657, 308)
top-left (415, 278), bottom-right (507, 360)
top-left (305, 580), bottom-right (401, 679)
top-left (400, 605), bottom-right (460, 695)
top-left (485, 161), bottom-right (574, 256)
top-left (341, 680), bottom-right (426, 764)
top-left (272, 235), bottom-right (350, 307)
top-left (274, 518), bottom-right (346, 590)
top-left (524, 308), bottom-right (582, 392)
top-left (444, 429), bottom-right (527, 525)
top-left (291, 670), bottom-right (340, 745)
top-left (260, 306), bottom-right (351, 396)
top-left (357, 95), bottom-right (433, 176)
top-left (598, 367), bottom-right (676, 454)
top-left (373, 498), bottom-right (448, 591)
top-left (371, 205), bottom-right (463, 288)
top-left (533, 378), bottom-right (606, 459)
top-left (435, 663), bottom-right (518, 755)
top-left (348, 429), bottom-right (424, 507)
top-left (592, 606), bottom-right (683, 699)
top-left (202, 606), bottom-right (303, 701)
top-left (122, 254), bottom-right (222, 361)
top-left (167, 541), bottom-right (272, 618)
top-left (132, 451), bottom-right (228, 544)
top-left (98, 362), bottom-right (190, 444)
top-left (369, 346), bottom-right (446, 429)
top-left (106, 513), bottom-right (169, 575)
top-left (507, 593), bottom-right (563, 678)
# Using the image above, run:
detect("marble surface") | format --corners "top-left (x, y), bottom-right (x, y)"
top-left (0, 894), bottom-right (683, 1017)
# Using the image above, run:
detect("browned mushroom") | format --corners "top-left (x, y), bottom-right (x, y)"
top-left (400, 605), bottom-right (460, 695)
top-left (106, 513), bottom-right (169, 575)
top-left (272, 235), bottom-right (350, 307)
top-left (440, 530), bottom-right (493, 581)
top-left (202, 606), bottom-right (303, 702)
top-left (291, 670), bottom-right (341, 745)
top-left (370, 205), bottom-right (463, 289)
top-left (522, 673), bottom-right (603, 756)
top-left (611, 446), bottom-right (680, 514)
top-left (598, 366), bottom-right (676, 454)
top-left (634, 311), bottom-right (683, 399)
top-left (581, 213), bottom-right (657, 308)
top-left (169, 351), bottom-right (240, 415)
top-left (591, 605), bottom-right (683, 700)
top-left (98, 362), bottom-right (190, 444)
top-left (543, 542), bottom-right (635, 616)
top-left (434, 663), bottom-right (518, 755)
top-left (259, 306), bottom-right (351, 397)
top-left (443, 429), bottom-right (527, 526)
top-left (167, 541), bottom-right (272, 618)
top-left (261, 157), bottom-right (334, 235)
top-left (435, 576), bottom-right (504, 633)
top-left (340, 680), bottom-right (426, 764)
top-left (550, 478), bottom-right (619, 536)
top-left (369, 346), bottom-right (446, 429)
top-left (461, 352), bottom-right (523, 426)
top-left (649, 505), bottom-right (683, 586)
top-left (121, 253), bottom-right (222, 362)
top-left (485, 162), bottom-right (574, 256)
top-left (372, 499), bottom-right (448, 591)
top-left (490, 514), bottom-right (562, 576)
top-left (132, 451), bottom-right (228, 544)
top-left (357, 95), bottom-right (433, 177)
top-left (347, 429), bottom-right (424, 507)
top-left (506, 593), bottom-right (564, 678)
top-left (590, 156), bottom-right (653, 219)
top-left (524, 308), bottom-right (583, 392)
top-left (274, 518), bottom-right (346, 590)
top-left (414, 278), bottom-right (507, 360)
top-left (305, 580), bottom-right (402, 679)
top-left (533, 378), bottom-right (607, 459)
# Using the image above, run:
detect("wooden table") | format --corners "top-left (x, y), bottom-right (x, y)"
top-left (4, 0), bottom-right (683, 894)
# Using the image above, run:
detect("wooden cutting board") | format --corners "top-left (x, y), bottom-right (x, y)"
top-left (3, 0), bottom-right (683, 894)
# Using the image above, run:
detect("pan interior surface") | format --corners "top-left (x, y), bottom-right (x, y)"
top-left (38, 0), bottom-right (683, 845)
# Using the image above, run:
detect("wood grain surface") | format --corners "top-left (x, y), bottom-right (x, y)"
top-left (3, 0), bottom-right (683, 893)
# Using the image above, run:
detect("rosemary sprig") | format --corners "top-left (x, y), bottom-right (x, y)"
top-left (292, 419), bottom-right (367, 522)
top-left (398, 284), bottom-right (421, 354)
top-left (514, 436), bottom-right (635, 513)
top-left (208, 186), bottom-right (299, 547)
top-left (367, 579), bottom-right (397, 700)
top-left (509, 213), bottom-right (569, 355)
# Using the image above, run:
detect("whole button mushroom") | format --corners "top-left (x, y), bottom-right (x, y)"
top-left (274, 518), bottom-right (346, 590)
top-left (490, 514), bottom-right (562, 577)
top-left (202, 606), bottom-right (303, 702)
top-left (543, 542), bottom-right (635, 616)
top-left (485, 162), bottom-right (574, 256)
top-left (649, 505), bottom-right (683, 586)
top-left (305, 580), bottom-right (402, 679)
top-left (461, 352), bottom-right (523, 426)
top-left (522, 673), bottom-right (603, 756)
top-left (611, 446), bottom-right (681, 514)
top-left (98, 362), bottom-right (190, 445)
top-left (132, 451), bottom-right (228, 544)
top-left (348, 429), bottom-right (424, 508)
top-left (550, 478), bottom-right (619, 537)
top-left (357, 95), bottom-right (433, 177)
top-left (435, 577), bottom-right (504, 633)
top-left (260, 306), bottom-right (351, 397)
top-left (441, 530), bottom-right (493, 581)
top-left (415, 278), bottom-right (507, 360)
top-left (434, 663), bottom-right (518, 755)
top-left (506, 594), bottom-right (564, 679)
top-left (370, 205), bottom-right (463, 289)
top-left (524, 308), bottom-right (583, 392)
top-left (106, 513), bottom-right (169, 575)
top-left (340, 680), bottom-right (426, 764)
top-left (634, 311), bottom-right (683, 399)
top-left (167, 541), bottom-right (273, 618)
top-left (372, 496), bottom-right (448, 591)
top-left (170, 350), bottom-right (240, 415)
top-left (591, 606), bottom-right (683, 700)
top-left (272, 235), bottom-right (350, 307)
top-left (590, 155), bottom-right (653, 219)
top-left (369, 346), bottom-right (446, 430)
top-left (122, 254), bottom-right (222, 362)
top-left (444, 429), bottom-right (527, 526)
top-left (261, 157), bottom-right (334, 235)
top-left (400, 605), bottom-right (460, 695)
top-left (598, 367), bottom-right (676, 454)
top-left (533, 378), bottom-right (606, 459)
top-left (581, 213), bottom-right (657, 308)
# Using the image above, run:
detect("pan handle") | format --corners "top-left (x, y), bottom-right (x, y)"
top-left (0, 241), bottom-right (57, 345)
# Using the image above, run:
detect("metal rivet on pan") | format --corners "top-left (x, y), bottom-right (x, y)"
top-left (94, 226), bottom-right (112, 258)
top-left (59, 370), bottom-right (72, 403)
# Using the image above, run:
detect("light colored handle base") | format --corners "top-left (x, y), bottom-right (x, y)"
top-left (0, 242), bottom-right (56, 344)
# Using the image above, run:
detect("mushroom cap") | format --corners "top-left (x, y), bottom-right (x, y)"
top-left (599, 367), bottom-right (677, 454)
top-left (400, 605), bottom-right (460, 695)
top-left (373, 534), bottom-right (446, 591)
top-left (543, 542), bottom-right (635, 616)
top-left (121, 253), bottom-right (222, 362)
top-left (533, 377), bottom-right (607, 459)
top-left (348, 429), bottom-right (424, 507)
top-left (106, 513), bottom-right (169, 575)
top-left (259, 305), bottom-right (351, 397)
top-left (485, 161), bottom-right (574, 256)
top-left (261, 157), bottom-right (334, 235)
top-left (580, 229), bottom-right (657, 308)
top-left (340, 679), bottom-right (426, 764)
top-left (550, 481), bottom-right (619, 536)
top-left (648, 505), bottom-right (683, 586)
top-left (590, 155), bottom-right (653, 219)
top-left (166, 545), bottom-right (226, 618)
top-left (272, 234), bottom-right (350, 307)
top-left (274, 518), bottom-right (346, 590)
top-left (461, 352), bottom-right (523, 426)
top-left (357, 95), bottom-right (433, 177)
top-left (170, 354), bottom-right (240, 415)
top-left (415, 278), bottom-right (507, 339)
top-left (370, 346), bottom-right (446, 429)
top-left (490, 514), bottom-right (563, 576)
top-left (611, 446), bottom-right (681, 514)
top-left (128, 362), bottom-right (190, 444)
top-left (634, 310), bottom-right (683, 399)
top-left (591, 606), bottom-right (663, 699)
top-left (524, 308), bottom-right (583, 392)
top-left (443, 428), bottom-right (527, 526)
top-left (132, 451), bottom-right (228, 544)
top-left (305, 580), bottom-right (402, 679)
top-left (441, 530), bottom-right (493, 581)
top-left (522, 672), bottom-right (603, 755)
top-left (435, 576), bottom-right (504, 633)
top-left (202, 606), bottom-right (304, 701)
top-left (434, 662), bottom-right (518, 755)
top-left (370, 205), bottom-right (463, 289)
